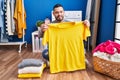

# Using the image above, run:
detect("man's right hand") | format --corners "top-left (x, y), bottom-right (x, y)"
top-left (41, 18), bottom-right (50, 32)
top-left (41, 23), bottom-right (49, 32)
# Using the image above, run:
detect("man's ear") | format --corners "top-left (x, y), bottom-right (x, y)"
top-left (53, 11), bottom-right (55, 16)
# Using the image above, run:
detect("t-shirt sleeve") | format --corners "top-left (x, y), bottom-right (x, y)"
top-left (83, 25), bottom-right (91, 41)
top-left (42, 30), bottom-right (49, 46)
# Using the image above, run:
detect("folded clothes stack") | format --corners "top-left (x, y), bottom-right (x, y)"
top-left (18, 59), bottom-right (46, 78)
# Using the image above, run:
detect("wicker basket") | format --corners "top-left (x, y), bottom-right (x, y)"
top-left (93, 56), bottom-right (120, 79)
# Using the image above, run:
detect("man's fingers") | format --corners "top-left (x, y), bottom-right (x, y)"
top-left (83, 20), bottom-right (90, 27)
top-left (43, 28), bottom-right (48, 32)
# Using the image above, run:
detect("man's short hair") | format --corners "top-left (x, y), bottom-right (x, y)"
top-left (53, 4), bottom-right (63, 10)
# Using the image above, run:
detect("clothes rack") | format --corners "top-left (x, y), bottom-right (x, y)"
top-left (0, 0), bottom-right (27, 53)
top-left (0, 29), bottom-right (27, 53)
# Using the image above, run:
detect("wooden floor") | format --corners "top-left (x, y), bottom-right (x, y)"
top-left (0, 45), bottom-right (116, 80)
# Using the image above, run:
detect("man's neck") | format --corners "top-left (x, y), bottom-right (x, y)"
top-left (52, 20), bottom-right (65, 23)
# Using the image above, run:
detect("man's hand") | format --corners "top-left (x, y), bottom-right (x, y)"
top-left (83, 20), bottom-right (90, 27)
top-left (41, 18), bottom-right (50, 32)
top-left (41, 23), bottom-right (49, 32)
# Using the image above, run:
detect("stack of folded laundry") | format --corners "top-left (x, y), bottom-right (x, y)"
top-left (18, 59), bottom-right (46, 78)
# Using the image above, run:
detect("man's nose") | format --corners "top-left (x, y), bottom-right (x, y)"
top-left (58, 12), bottom-right (61, 15)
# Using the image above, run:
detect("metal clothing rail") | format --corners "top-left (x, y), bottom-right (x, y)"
top-left (0, 29), bottom-right (27, 53)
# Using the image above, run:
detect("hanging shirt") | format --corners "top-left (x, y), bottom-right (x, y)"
top-left (0, 0), bottom-right (4, 34)
top-left (14, 0), bottom-right (26, 38)
top-left (42, 21), bottom-right (91, 73)
top-left (10, 0), bottom-right (16, 33)
top-left (85, 0), bottom-right (92, 20)
top-left (5, 0), bottom-right (13, 35)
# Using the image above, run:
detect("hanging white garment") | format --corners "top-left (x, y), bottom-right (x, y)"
top-left (10, 0), bottom-right (15, 33)
top-left (5, 0), bottom-right (13, 35)
top-left (85, 0), bottom-right (92, 20)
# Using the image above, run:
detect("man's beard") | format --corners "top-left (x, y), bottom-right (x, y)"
top-left (55, 15), bottom-right (64, 22)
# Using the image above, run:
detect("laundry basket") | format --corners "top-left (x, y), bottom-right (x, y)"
top-left (93, 56), bottom-right (120, 79)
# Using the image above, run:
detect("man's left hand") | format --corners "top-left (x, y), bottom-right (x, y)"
top-left (83, 20), bottom-right (90, 27)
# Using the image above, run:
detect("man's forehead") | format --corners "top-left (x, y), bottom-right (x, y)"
top-left (54, 7), bottom-right (64, 11)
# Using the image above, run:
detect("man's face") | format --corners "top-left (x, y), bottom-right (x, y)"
top-left (53, 7), bottom-right (64, 22)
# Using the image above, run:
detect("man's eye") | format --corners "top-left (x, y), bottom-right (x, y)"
top-left (56, 12), bottom-right (59, 14)
top-left (60, 11), bottom-right (63, 13)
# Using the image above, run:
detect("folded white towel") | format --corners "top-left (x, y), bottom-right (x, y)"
top-left (18, 64), bottom-right (44, 74)
top-left (111, 53), bottom-right (120, 62)
top-left (93, 51), bottom-right (120, 62)
top-left (93, 51), bottom-right (110, 60)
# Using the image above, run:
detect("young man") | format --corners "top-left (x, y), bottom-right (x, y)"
top-left (41, 4), bottom-right (90, 64)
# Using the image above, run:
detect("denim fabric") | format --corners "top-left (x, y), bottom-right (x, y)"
top-left (42, 48), bottom-right (49, 61)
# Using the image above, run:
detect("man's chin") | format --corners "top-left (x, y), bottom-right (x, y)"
top-left (56, 19), bottom-right (63, 22)
top-left (56, 17), bottom-right (64, 21)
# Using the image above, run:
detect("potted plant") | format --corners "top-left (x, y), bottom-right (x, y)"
top-left (36, 20), bottom-right (44, 27)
